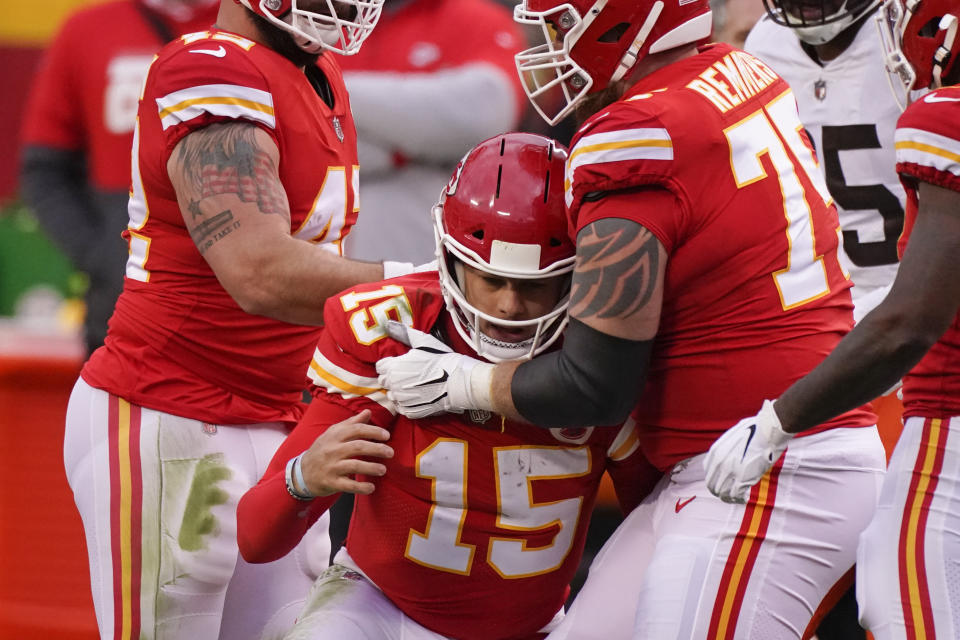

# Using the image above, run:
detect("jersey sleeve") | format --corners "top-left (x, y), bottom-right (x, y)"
top-left (307, 275), bottom-right (445, 423)
top-left (573, 181), bottom-right (687, 254)
top-left (566, 105), bottom-right (689, 251)
top-left (150, 36), bottom-right (278, 154)
top-left (602, 418), bottom-right (664, 514)
top-left (20, 13), bottom-right (85, 149)
top-left (895, 92), bottom-right (960, 194)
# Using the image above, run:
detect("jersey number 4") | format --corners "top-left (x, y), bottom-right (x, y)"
top-left (405, 438), bottom-right (591, 579)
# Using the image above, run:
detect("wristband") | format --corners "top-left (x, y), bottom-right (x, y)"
top-left (382, 261), bottom-right (415, 280)
top-left (285, 455), bottom-right (315, 501)
top-left (467, 362), bottom-right (495, 411)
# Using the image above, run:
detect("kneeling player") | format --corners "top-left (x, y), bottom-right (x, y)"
top-left (236, 133), bottom-right (657, 640)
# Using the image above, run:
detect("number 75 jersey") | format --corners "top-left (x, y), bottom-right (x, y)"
top-left (565, 42), bottom-right (875, 472)
top-left (308, 274), bottom-right (651, 640)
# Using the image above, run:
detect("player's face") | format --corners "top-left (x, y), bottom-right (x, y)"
top-left (299, 0), bottom-right (357, 21)
top-left (460, 265), bottom-right (567, 343)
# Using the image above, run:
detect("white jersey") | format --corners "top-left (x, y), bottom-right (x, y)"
top-left (746, 14), bottom-right (904, 313)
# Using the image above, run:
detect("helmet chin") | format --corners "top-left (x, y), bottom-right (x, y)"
top-left (471, 330), bottom-right (537, 362)
top-left (792, 18), bottom-right (855, 43)
top-left (284, 13), bottom-right (342, 52)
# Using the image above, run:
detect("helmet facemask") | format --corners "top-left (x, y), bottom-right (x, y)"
top-left (514, 3), bottom-right (595, 126)
top-left (242, 0), bottom-right (383, 54)
top-left (434, 206), bottom-right (574, 363)
top-left (877, 0), bottom-right (960, 107)
top-left (432, 133), bottom-right (576, 362)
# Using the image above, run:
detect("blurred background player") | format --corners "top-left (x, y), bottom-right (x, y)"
top-left (236, 133), bottom-right (657, 640)
top-left (339, 0), bottom-right (526, 265)
top-left (377, 0), bottom-right (887, 637)
top-left (746, 1), bottom-right (909, 634)
top-left (747, 0), bottom-right (905, 322)
top-left (712, 0), bottom-right (766, 48)
top-left (59, 0), bottom-right (427, 638)
top-left (705, 0), bottom-right (960, 637)
top-left (19, 0), bottom-right (219, 356)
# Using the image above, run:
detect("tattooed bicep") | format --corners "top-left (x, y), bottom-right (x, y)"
top-left (570, 218), bottom-right (665, 329)
top-left (171, 121), bottom-right (289, 221)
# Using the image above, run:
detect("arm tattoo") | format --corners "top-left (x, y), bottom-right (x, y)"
top-left (178, 122), bottom-right (289, 224)
top-left (190, 209), bottom-right (241, 255)
top-left (570, 218), bottom-right (661, 322)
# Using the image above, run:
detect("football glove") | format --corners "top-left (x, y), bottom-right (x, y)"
top-left (703, 400), bottom-right (793, 503)
top-left (377, 322), bottom-right (493, 419)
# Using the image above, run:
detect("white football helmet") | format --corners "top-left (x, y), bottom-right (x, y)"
top-left (237, 0), bottom-right (383, 55)
top-left (763, 0), bottom-right (882, 45)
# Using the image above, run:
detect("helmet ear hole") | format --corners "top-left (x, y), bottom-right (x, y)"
top-left (919, 16), bottom-right (942, 36)
top-left (597, 22), bottom-right (630, 44)
top-left (599, 22), bottom-right (631, 43)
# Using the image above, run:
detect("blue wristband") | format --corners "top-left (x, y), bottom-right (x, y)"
top-left (285, 455), bottom-right (315, 501)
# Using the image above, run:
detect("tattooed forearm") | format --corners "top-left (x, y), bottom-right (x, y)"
top-left (176, 122), bottom-right (289, 220)
top-left (189, 209), bottom-right (241, 255)
top-left (570, 218), bottom-right (661, 321)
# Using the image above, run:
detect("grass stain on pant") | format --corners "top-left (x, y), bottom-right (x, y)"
top-left (178, 454), bottom-right (232, 552)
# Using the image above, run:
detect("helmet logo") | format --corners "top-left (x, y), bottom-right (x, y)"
top-left (263, 0), bottom-right (282, 10)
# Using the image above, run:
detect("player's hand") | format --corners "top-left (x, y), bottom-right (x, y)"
top-left (703, 400), bottom-right (793, 503)
top-left (376, 322), bottom-right (488, 419)
top-left (299, 410), bottom-right (394, 497)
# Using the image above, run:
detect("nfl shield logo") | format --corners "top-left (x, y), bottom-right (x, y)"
top-left (814, 79), bottom-right (827, 101)
top-left (332, 116), bottom-right (344, 143)
top-left (468, 409), bottom-right (492, 424)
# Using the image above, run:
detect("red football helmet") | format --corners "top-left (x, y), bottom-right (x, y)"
top-left (763, 0), bottom-right (881, 45)
top-left (236, 0), bottom-right (383, 55)
top-left (514, 0), bottom-right (713, 125)
top-left (878, 0), bottom-right (960, 103)
top-left (434, 133), bottom-right (575, 362)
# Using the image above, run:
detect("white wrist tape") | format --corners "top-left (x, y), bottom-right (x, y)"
top-left (467, 362), bottom-right (495, 412)
top-left (382, 261), bottom-right (415, 280)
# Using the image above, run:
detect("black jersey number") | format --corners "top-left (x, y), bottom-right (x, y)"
top-left (820, 124), bottom-right (904, 267)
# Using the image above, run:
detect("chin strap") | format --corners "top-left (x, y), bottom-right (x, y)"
top-left (933, 14), bottom-right (959, 88)
top-left (611, 1), bottom-right (664, 82)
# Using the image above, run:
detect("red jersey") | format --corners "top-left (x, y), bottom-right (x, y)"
top-left (895, 86), bottom-right (960, 418)
top-left (338, 0), bottom-right (525, 113)
top-left (20, 0), bottom-right (216, 191)
top-left (237, 274), bottom-right (655, 640)
top-left (565, 43), bottom-right (875, 471)
top-left (82, 30), bottom-right (360, 425)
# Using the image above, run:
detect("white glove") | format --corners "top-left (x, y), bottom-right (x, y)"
top-left (377, 322), bottom-right (494, 419)
top-left (703, 400), bottom-right (794, 504)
